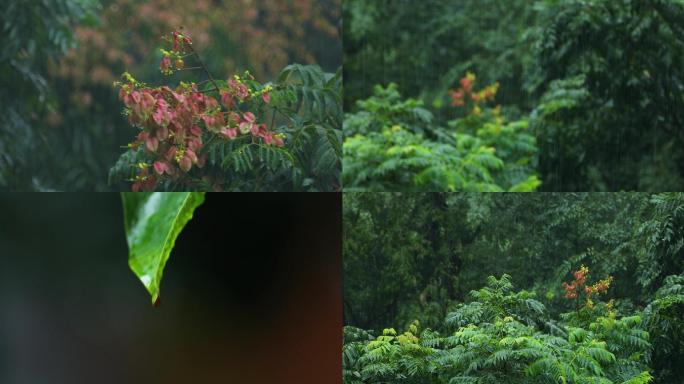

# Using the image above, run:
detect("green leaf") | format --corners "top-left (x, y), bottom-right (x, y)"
top-left (121, 192), bottom-right (205, 304)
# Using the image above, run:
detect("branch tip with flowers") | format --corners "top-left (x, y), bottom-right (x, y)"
top-left (449, 72), bottom-right (500, 117)
top-left (562, 265), bottom-right (614, 310)
top-left (113, 29), bottom-right (282, 191)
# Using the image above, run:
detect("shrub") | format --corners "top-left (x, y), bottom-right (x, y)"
top-left (343, 76), bottom-right (539, 192)
top-left (343, 274), bottom-right (653, 384)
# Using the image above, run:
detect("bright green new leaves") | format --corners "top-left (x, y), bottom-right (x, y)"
top-left (121, 192), bottom-right (205, 304)
top-left (344, 275), bottom-right (653, 384)
top-left (343, 84), bottom-right (540, 192)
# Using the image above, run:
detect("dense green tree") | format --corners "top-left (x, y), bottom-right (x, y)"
top-left (344, 193), bottom-right (658, 330)
top-left (343, 83), bottom-right (540, 192)
top-left (343, 0), bottom-right (684, 191)
top-left (343, 193), bottom-right (471, 330)
top-left (531, 0), bottom-right (684, 191)
top-left (343, 0), bottom-right (537, 113)
top-left (344, 193), bottom-right (684, 383)
top-left (0, 0), bottom-right (97, 189)
top-left (343, 1), bottom-right (541, 192)
top-left (344, 275), bottom-right (653, 384)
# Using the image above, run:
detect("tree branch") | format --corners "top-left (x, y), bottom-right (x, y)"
top-left (186, 43), bottom-right (220, 94)
top-left (175, 66), bottom-right (202, 71)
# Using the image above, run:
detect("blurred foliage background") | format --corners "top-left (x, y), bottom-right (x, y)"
top-left (343, 0), bottom-right (684, 191)
top-left (0, 0), bottom-right (340, 191)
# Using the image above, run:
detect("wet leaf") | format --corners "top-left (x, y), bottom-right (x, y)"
top-left (121, 192), bottom-right (205, 304)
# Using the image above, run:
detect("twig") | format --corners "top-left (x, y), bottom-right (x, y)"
top-left (193, 89), bottom-right (215, 94)
top-left (203, 133), bottom-right (217, 148)
top-left (175, 66), bottom-right (202, 71)
top-left (186, 43), bottom-right (220, 94)
top-left (270, 109), bottom-right (277, 130)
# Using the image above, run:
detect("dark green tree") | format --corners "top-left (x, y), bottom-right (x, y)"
top-left (344, 275), bottom-right (653, 384)
top-left (531, 0), bottom-right (684, 191)
top-left (344, 193), bottom-right (684, 382)
top-left (0, 0), bottom-right (97, 190)
top-left (343, 0), bottom-right (537, 113)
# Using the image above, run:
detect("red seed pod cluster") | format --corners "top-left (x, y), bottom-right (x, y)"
top-left (585, 276), bottom-right (614, 297)
top-left (118, 82), bottom-right (205, 191)
top-left (115, 29), bottom-right (282, 191)
top-left (561, 265), bottom-right (590, 299)
top-left (159, 30), bottom-right (193, 75)
top-left (561, 265), bottom-right (613, 307)
top-left (562, 282), bottom-right (578, 299)
top-left (448, 72), bottom-right (500, 116)
top-left (170, 30), bottom-right (192, 52)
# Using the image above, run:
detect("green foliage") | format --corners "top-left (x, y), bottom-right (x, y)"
top-left (643, 274), bottom-right (684, 382)
top-left (343, 85), bottom-right (539, 191)
top-left (344, 193), bottom-right (684, 382)
top-left (344, 193), bottom-right (642, 330)
top-left (531, 0), bottom-right (684, 191)
top-left (343, 193), bottom-right (473, 330)
top-left (343, 0), bottom-right (537, 111)
top-left (446, 275), bottom-right (545, 328)
top-left (344, 275), bottom-right (653, 384)
top-left (344, 126), bottom-right (504, 192)
top-left (121, 192), bottom-right (204, 304)
top-left (344, 0), bottom-right (684, 190)
top-left (344, 84), bottom-right (433, 137)
top-left (0, 0), bottom-right (98, 190)
top-left (0, 1), bottom-right (340, 191)
top-left (636, 194), bottom-right (684, 294)
top-left (109, 64), bottom-right (341, 191)
top-left (273, 64), bottom-right (343, 190)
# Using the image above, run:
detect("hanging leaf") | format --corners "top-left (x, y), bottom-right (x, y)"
top-left (121, 192), bottom-right (205, 305)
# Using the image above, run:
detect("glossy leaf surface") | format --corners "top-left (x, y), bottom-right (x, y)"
top-left (121, 192), bottom-right (205, 304)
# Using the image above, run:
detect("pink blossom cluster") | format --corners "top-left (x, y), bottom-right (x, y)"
top-left (116, 30), bottom-right (282, 191)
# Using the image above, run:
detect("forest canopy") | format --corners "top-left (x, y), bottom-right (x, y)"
top-left (343, 0), bottom-right (684, 191)
top-left (343, 193), bottom-right (684, 383)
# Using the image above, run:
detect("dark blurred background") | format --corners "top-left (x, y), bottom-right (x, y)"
top-left (0, 0), bottom-right (341, 191)
top-left (0, 193), bottom-right (341, 383)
